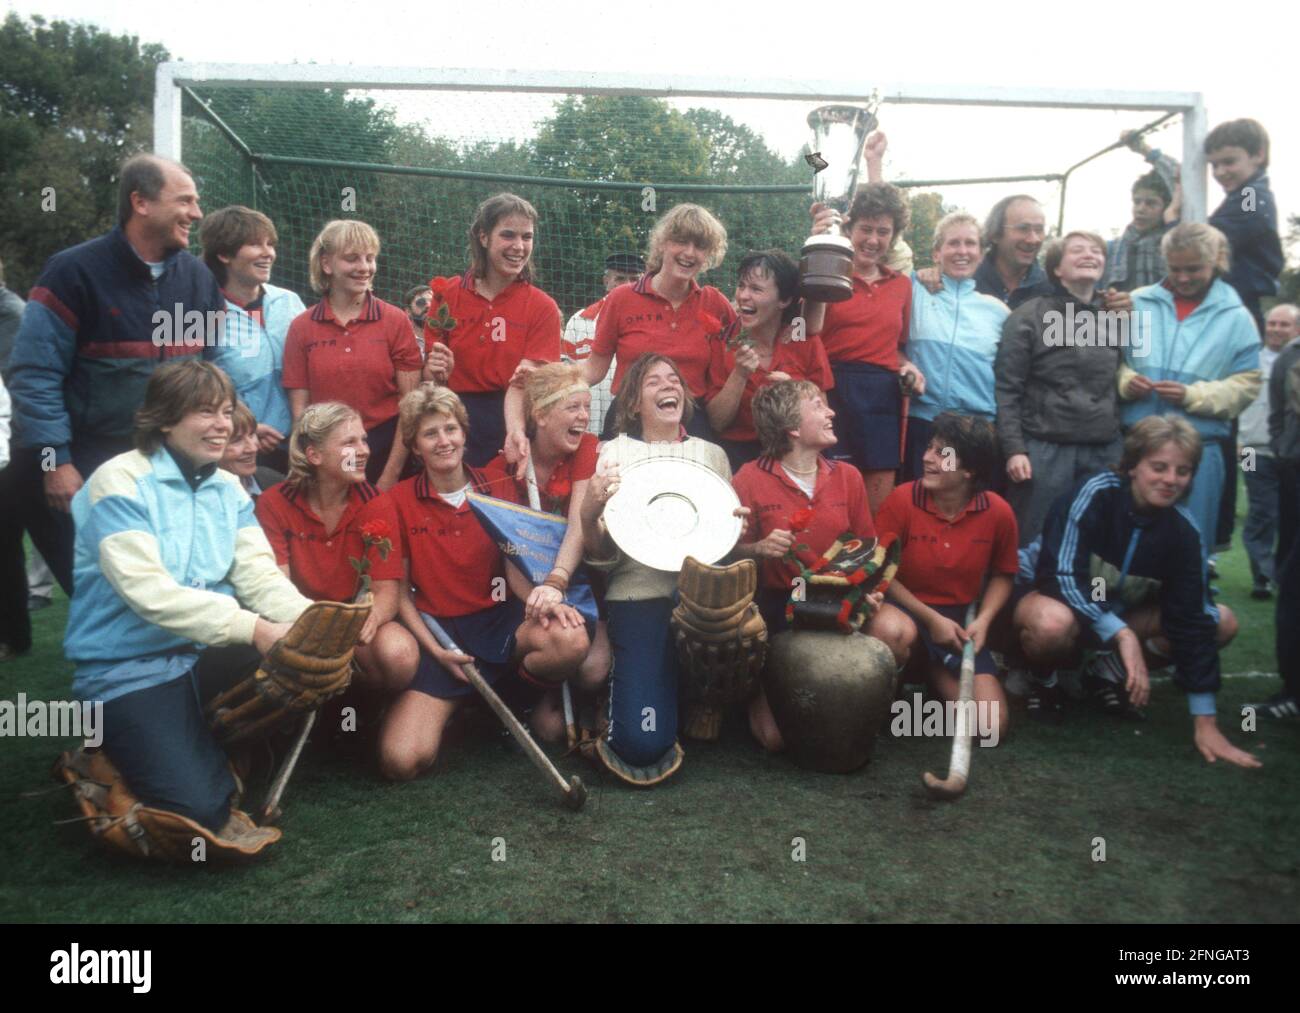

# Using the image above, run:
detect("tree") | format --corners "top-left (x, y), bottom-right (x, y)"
top-left (366, 129), bottom-right (537, 299)
top-left (682, 107), bottom-right (809, 288)
top-left (186, 86), bottom-right (415, 300)
top-left (0, 13), bottom-right (168, 292)
top-left (521, 96), bottom-right (707, 309)
top-left (903, 192), bottom-right (952, 270)
top-left (684, 108), bottom-right (805, 185)
top-left (1279, 214), bottom-right (1300, 305)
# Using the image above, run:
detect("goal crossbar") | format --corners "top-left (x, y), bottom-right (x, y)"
top-left (156, 62), bottom-right (1209, 222)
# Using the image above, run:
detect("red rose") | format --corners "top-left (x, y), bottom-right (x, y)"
top-left (698, 312), bottom-right (722, 337)
top-left (789, 507), bottom-right (814, 532)
top-left (429, 276), bottom-right (453, 297)
top-left (360, 519), bottom-right (391, 541)
top-left (546, 476), bottom-right (572, 501)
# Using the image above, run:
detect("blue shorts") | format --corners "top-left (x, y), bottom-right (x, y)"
top-left (899, 601), bottom-right (998, 678)
top-left (459, 390), bottom-right (507, 469)
top-left (365, 414), bottom-right (400, 485)
top-left (719, 437), bottom-right (763, 474)
top-left (827, 361), bottom-right (902, 471)
top-left (412, 598), bottom-right (526, 700)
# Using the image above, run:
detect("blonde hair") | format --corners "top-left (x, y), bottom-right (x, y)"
top-left (1161, 222), bottom-right (1231, 277)
top-left (399, 382), bottom-right (470, 449)
top-left (931, 211), bottom-right (981, 251)
top-left (645, 204), bottom-right (728, 274)
top-left (285, 402), bottom-right (362, 489)
top-left (525, 362), bottom-right (587, 436)
top-left (308, 219), bottom-right (381, 294)
top-left (753, 379), bottom-right (823, 459)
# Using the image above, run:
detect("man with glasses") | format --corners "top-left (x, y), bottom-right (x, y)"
top-left (404, 284), bottom-right (434, 357)
top-left (973, 195), bottom-right (1055, 310)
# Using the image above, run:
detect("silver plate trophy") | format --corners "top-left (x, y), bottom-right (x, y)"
top-left (800, 101), bottom-right (879, 303)
top-left (604, 457), bottom-right (743, 572)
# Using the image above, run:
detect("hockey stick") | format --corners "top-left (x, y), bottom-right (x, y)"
top-left (258, 710), bottom-right (316, 825)
top-left (420, 612), bottom-right (587, 811)
top-left (922, 599), bottom-right (980, 800)
top-left (525, 455), bottom-right (581, 748)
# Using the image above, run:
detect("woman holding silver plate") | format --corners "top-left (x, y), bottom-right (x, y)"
top-left (579, 353), bottom-right (741, 785)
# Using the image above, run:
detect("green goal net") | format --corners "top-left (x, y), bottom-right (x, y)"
top-left (179, 82), bottom-right (1190, 319)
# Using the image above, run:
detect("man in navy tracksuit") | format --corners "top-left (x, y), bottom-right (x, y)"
top-left (2, 154), bottom-right (223, 605)
top-left (1011, 417), bottom-right (1261, 768)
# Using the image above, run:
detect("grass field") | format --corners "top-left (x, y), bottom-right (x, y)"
top-left (2, 494), bottom-right (1297, 924)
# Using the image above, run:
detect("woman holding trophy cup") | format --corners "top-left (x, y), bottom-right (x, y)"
top-left (800, 114), bottom-right (921, 515)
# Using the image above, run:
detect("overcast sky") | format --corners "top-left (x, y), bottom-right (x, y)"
top-left (9, 0), bottom-right (1295, 261)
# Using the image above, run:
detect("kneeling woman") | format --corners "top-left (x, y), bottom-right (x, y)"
top-left (254, 402), bottom-right (411, 692)
top-left (873, 413), bottom-right (1020, 743)
top-left (1013, 416), bottom-right (1259, 768)
top-left (580, 353), bottom-right (735, 784)
top-left (383, 384), bottom-right (589, 780)
top-left (63, 360), bottom-right (310, 841)
top-left (732, 380), bottom-right (917, 751)
top-left (484, 361), bottom-right (612, 741)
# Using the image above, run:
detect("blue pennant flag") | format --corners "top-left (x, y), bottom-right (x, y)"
top-left (466, 493), bottom-right (599, 625)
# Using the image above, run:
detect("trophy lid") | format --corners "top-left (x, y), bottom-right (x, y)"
top-left (604, 456), bottom-right (743, 571)
top-left (806, 103), bottom-right (879, 133)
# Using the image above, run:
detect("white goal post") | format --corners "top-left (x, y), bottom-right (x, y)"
top-left (154, 63), bottom-right (1208, 222)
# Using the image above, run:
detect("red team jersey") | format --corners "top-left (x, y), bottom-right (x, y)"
top-left (592, 274), bottom-right (736, 397)
top-left (818, 266), bottom-right (912, 370)
top-left (483, 432), bottom-right (599, 514)
top-left (731, 455), bottom-right (876, 591)
top-left (255, 481), bottom-right (404, 602)
top-left (707, 321), bottom-right (835, 443)
top-left (872, 481), bottom-right (1019, 606)
top-left (282, 294), bottom-right (423, 430)
top-left (424, 271), bottom-right (562, 393)
top-left (388, 468), bottom-right (520, 618)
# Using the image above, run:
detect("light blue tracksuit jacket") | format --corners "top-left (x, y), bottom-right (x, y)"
top-left (907, 274), bottom-right (1009, 422)
top-left (204, 283), bottom-right (306, 437)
